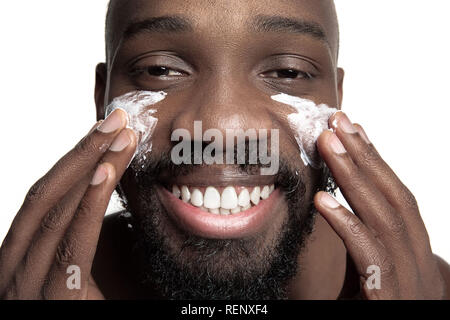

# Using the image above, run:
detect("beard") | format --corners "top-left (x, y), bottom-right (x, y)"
top-left (118, 151), bottom-right (335, 300)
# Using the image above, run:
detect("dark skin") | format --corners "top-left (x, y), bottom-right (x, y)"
top-left (1, 0), bottom-right (449, 299)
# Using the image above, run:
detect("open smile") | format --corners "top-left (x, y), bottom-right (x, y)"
top-left (156, 168), bottom-right (284, 239)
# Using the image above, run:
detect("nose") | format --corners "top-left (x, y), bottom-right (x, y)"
top-left (171, 72), bottom-right (276, 146)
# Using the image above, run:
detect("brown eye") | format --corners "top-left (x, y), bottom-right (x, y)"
top-left (146, 66), bottom-right (183, 77)
top-left (262, 69), bottom-right (313, 79)
top-left (276, 69), bottom-right (300, 78)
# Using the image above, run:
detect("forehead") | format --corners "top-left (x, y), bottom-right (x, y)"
top-left (108, 0), bottom-right (338, 61)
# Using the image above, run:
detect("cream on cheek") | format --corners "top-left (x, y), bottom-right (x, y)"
top-left (105, 90), bottom-right (167, 171)
top-left (271, 93), bottom-right (338, 169)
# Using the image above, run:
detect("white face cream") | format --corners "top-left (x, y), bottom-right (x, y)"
top-left (271, 93), bottom-right (338, 169)
top-left (105, 90), bottom-right (167, 171)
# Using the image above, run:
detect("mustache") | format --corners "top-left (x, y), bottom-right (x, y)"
top-left (132, 145), bottom-right (306, 196)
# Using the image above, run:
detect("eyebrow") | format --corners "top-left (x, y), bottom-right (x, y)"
top-left (122, 14), bottom-right (329, 47)
top-left (124, 15), bottom-right (193, 39)
top-left (253, 15), bottom-right (328, 44)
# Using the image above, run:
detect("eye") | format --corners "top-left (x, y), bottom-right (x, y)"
top-left (130, 65), bottom-right (186, 78)
top-left (261, 69), bottom-right (314, 80)
top-left (146, 66), bottom-right (184, 77)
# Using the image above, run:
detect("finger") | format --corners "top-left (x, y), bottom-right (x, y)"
top-left (4, 175), bottom-right (91, 297)
top-left (330, 112), bottom-right (427, 231)
top-left (314, 191), bottom-right (399, 299)
top-left (14, 129), bottom-right (137, 299)
top-left (43, 129), bottom-right (137, 299)
top-left (330, 112), bottom-right (432, 264)
top-left (317, 130), bottom-right (422, 295)
top-left (355, 123), bottom-right (432, 259)
top-left (42, 163), bottom-right (116, 299)
top-left (0, 165), bottom-right (91, 295)
top-left (0, 109), bottom-right (128, 282)
top-left (18, 108), bottom-right (127, 221)
top-left (317, 130), bottom-right (410, 247)
top-left (100, 128), bottom-right (138, 183)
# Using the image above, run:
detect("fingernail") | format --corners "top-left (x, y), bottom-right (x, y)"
top-left (329, 133), bottom-right (346, 154)
top-left (356, 125), bottom-right (371, 144)
top-left (320, 192), bottom-right (340, 209)
top-left (91, 164), bottom-right (108, 185)
top-left (109, 130), bottom-right (132, 152)
top-left (97, 109), bottom-right (127, 133)
top-left (335, 112), bottom-right (357, 134)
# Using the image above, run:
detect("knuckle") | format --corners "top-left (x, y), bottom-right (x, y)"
top-left (76, 197), bottom-right (104, 225)
top-left (40, 204), bottom-right (68, 234)
top-left (378, 255), bottom-right (396, 278)
top-left (345, 214), bottom-right (365, 237)
top-left (401, 188), bottom-right (419, 212)
top-left (22, 248), bottom-right (37, 272)
top-left (357, 146), bottom-right (380, 168)
top-left (74, 134), bottom-right (102, 159)
top-left (383, 215), bottom-right (407, 239)
top-left (39, 218), bottom-right (60, 235)
top-left (344, 175), bottom-right (368, 198)
top-left (55, 238), bottom-right (75, 268)
top-left (25, 178), bottom-right (48, 204)
top-left (77, 197), bottom-right (94, 218)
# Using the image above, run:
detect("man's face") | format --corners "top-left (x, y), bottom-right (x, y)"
top-left (96, 0), bottom-right (343, 299)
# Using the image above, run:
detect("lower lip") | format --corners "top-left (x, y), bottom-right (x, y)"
top-left (156, 186), bottom-right (283, 239)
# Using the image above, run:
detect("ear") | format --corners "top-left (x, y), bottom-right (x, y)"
top-left (95, 63), bottom-right (108, 121)
top-left (336, 67), bottom-right (344, 110)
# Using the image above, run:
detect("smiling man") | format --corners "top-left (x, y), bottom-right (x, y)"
top-left (0, 0), bottom-right (449, 300)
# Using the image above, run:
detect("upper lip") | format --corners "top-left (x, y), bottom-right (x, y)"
top-left (158, 165), bottom-right (277, 187)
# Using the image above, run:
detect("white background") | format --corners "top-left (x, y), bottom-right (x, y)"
top-left (0, 1), bottom-right (449, 262)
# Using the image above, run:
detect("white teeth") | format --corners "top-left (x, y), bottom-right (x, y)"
top-left (221, 186), bottom-right (238, 209)
top-left (172, 184), bottom-right (276, 215)
top-left (231, 206), bottom-right (241, 214)
top-left (260, 185), bottom-right (270, 200)
top-left (238, 188), bottom-right (250, 207)
top-left (250, 186), bottom-right (261, 205)
top-left (204, 186), bottom-right (221, 209)
top-left (209, 208), bottom-right (220, 214)
top-left (172, 185), bottom-right (181, 199)
top-left (181, 185), bottom-right (191, 202)
top-left (190, 188), bottom-right (203, 207)
top-left (269, 184), bottom-right (275, 193)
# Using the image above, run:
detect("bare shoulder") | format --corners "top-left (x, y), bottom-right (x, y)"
top-left (435, 254), bottom-right (450, 300)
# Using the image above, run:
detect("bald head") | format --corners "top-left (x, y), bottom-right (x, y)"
top-left (104, 0), bottom-right (339, 67)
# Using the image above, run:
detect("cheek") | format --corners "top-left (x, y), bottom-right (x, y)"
top-left (142, 93), bottom-right (192, 155)
top-left (105, 90), bottom-right (169, 171)
top-left (148, 114), bottom-right (177, 155)
top-left (271, 93), bottom-right (337, 169)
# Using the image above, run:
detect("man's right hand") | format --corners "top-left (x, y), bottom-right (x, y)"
top-left (0, 109), bottom-right (137, 299)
